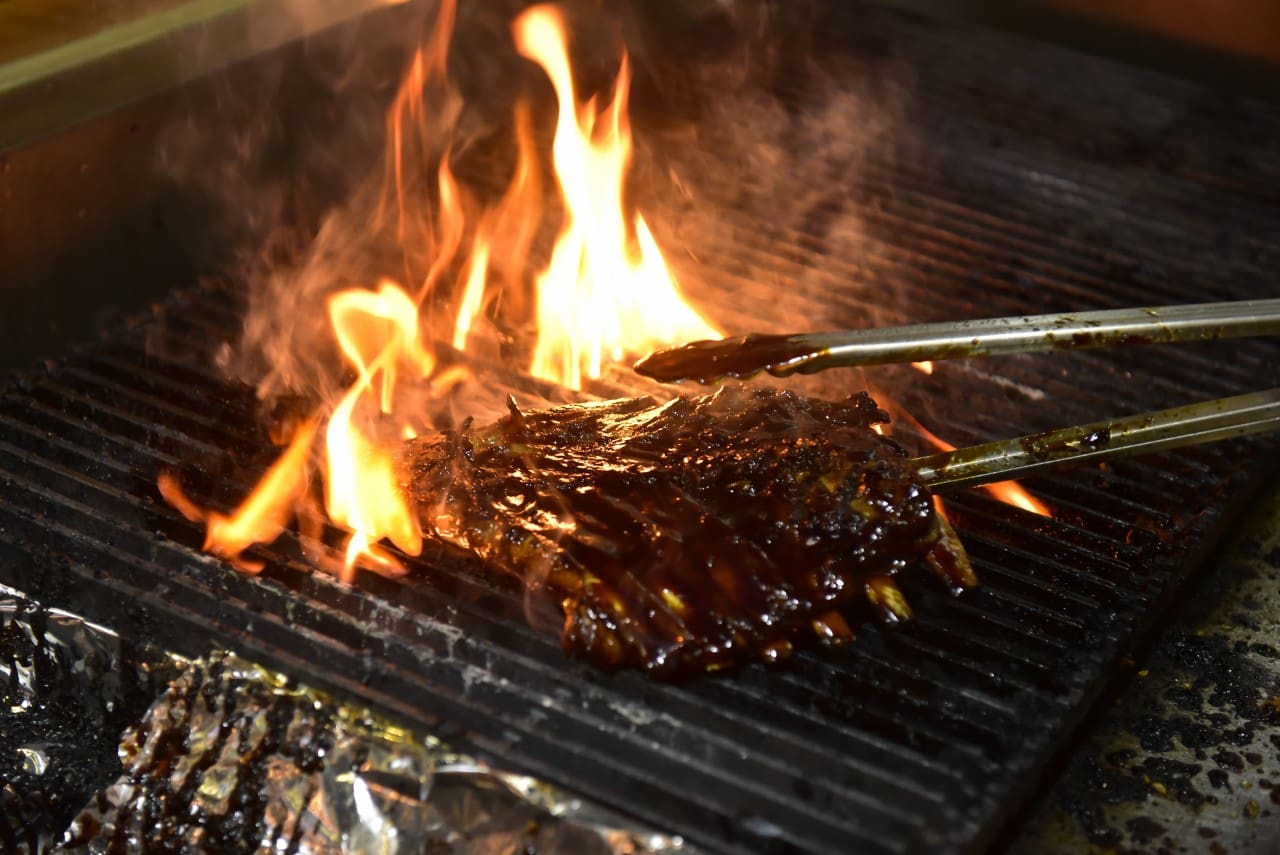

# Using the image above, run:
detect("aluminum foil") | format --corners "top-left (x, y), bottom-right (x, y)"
top-left (2, 584), bottom-right (123, 714)
top-left (0, 584), bottom-right (174, 852)
top-left (61, 651), bottom-right (688, 854)
top-left (3, 580), bottom-right (686, 853)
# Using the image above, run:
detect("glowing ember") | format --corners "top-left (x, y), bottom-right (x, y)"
top-left (912, 360), bottom-right (934, 375)
top-left (514, 5), bottom-right (720, 390)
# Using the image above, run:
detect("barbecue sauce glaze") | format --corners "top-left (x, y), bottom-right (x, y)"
top-left (401, 386), bottom-right (972, 677)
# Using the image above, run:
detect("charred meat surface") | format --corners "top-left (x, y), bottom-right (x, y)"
top-left (401, 386), bottom-right (972, 676)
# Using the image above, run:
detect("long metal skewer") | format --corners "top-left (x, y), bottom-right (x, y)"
top-left (634, 299), bottom-right (1280, 383)
top-left (912, 388), bottom-right (1280, 490)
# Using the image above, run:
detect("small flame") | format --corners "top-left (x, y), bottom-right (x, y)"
top-left (161, 2), bottom-right (729, 580)
top-left (932, 494), bottom-right (950, 522)
top-left (892, 405), bottom-right (1052, 517)
top-left (453, 102), bottom-right (542, 351)
top-left (912, 361), bottom-right (934, 375)
top-left (514, 5), bottom-right (719, 389)
top-left (982, 481), bottom-right (1051, 516)
top-left (452, 238), bottom-right (491, 351)
top-left (427, 154), bottom-right (466, 296)
top-left (158, 417), bottom-right (318, 572)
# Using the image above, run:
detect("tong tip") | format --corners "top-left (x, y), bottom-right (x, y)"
top-left (635, 333), bottom-right (823, 384)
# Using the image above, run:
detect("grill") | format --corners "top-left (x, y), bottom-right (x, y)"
top-left (2, 1), bottom-right (1279, 852)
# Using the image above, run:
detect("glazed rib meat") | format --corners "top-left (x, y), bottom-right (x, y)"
top-left (401, 386), bottom-right (973, 677)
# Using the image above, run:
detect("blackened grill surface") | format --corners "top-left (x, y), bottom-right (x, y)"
top-left (2, 3), bottom-right (1279, 853)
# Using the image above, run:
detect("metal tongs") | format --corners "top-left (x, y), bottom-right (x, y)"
top-left (635, 299), bottom-right (1280, 490)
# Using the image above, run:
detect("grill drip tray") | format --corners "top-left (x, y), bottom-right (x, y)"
top-left (3, 1), bottom-right (1280, 852)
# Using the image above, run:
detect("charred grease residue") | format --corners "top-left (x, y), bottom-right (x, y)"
top-left (1012, 422), bottom-right (1115, 465)
top-left (1043, 312), bottom-right (1232, 351)
top-left (0, 595), bottom-right (172, 850)
top-left (632, 333), bottom-right (824, 384)
top-left (63, 652), bottom-right (681, 853)
top-left (1079, 427), bottom-right (1113, 450)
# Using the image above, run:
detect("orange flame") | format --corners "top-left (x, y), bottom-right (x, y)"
top-left (453, 102), bottom-right (542, 351)
top-left (513, 5), bottom-right (719, 389)
top-left (163, 277), bottom-right (467, 580)
top-left (157, 0), bottom-right (1061, 597)
top-left (912, 361), bottom-right (934, 375)
top-left (932, 493), bottom-right (950, 522)
top-left (158, 417), bottom-right (318, 572)
top-left (161, 2), bottom-right (730, 580)
top-left (323, 282), bottom-right (437, 577)
top-left (379, 0), bottom-right (462, 263)
top-left (982, 480), bottom-right (1051, 516)
top-left (893, 406), bottom-right (1052, 517)
top-left (426, 154), bottom-right (466, 296)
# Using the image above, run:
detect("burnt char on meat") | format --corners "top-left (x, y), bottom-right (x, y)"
top-left (401, 386), bottom-right (972, 677)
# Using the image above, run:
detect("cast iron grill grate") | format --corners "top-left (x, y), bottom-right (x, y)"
top-left (1, 3), bottom-right (1278, 852)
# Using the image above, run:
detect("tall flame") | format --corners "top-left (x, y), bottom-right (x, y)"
top-left (513, 5), bottom-right (720, 389)
top-left (381, 0), bottom-right (458, 248)
top-left (323, 282), bottom-right (436, 577)
top-left (174, 3), bottom-right (1039, 588)
top-left (160, 1), bottom-right (729, 577)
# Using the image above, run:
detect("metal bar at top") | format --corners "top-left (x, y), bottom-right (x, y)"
top-left (0, 0), bottom-right (400, 149)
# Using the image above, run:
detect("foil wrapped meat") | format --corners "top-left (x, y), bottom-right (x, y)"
top-left (402, 386), bottom-right (973, 677)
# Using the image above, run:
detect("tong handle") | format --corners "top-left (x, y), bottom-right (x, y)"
top-left (808, 298), bottom-right (1280, 368)
top-left (913, 388), bottom-right (1280, 490)
top-left (635, 298), bottom-right (1280, 383)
